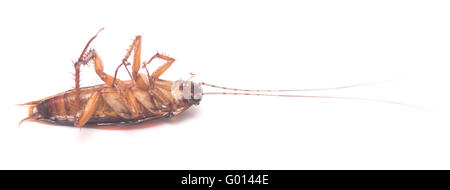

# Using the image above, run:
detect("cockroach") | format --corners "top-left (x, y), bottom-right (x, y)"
top-left (19, 29), bottom-right (425, 128)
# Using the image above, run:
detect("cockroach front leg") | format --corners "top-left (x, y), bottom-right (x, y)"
top-left (141, 53), bottom-right (175, 89)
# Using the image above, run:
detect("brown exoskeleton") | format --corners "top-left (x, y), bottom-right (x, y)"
top-left (20, 29), bottom-right (426, 128)
top-left (21, 28), bottom-right (202, 127)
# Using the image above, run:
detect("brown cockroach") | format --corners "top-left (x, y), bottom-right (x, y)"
top-left (19, 29), bottom-right (425, 128)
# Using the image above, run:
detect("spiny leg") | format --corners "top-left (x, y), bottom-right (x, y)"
top-left (74, 50), bottom-right (140, 121)
top-left (150, 54), bottom-right (175, 78)
top-left (92, 52), bottom-right (140, 118)
top-left (140, 53), bottom-right (176, 115)
top-left (74, 28), bottom-right (103, 125)
top-left (113, 35), bottom-right (142, 86)
top-left (72, 29), bottom-right (142, 126)
top-left (127, 35), bottom-right (154, 90)
top-left (141, 53), bottom-right (175, 89)
top-left (112, 62), bottom-right (133, 87)
top-left (131, 36), bottom-right (142, 81)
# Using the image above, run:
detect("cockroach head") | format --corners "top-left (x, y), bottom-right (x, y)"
top-left (172, 80), bottom-right (202, 105)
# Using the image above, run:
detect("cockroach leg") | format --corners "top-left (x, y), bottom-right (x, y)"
top-left (75, 49), bottom-right (124, 88)
top-left (141, 53), bottom-right (175, 89)
top-left (150, 53), bottom-right (175, 79)
top-left (131, 36), bottom-right (142, 81)
top-left (74, 91), bottom-right (101, 127)
top-left (112, 61), bottom-right (133, 88)
top-left (129, 36), bottom-right (151, 90)
top-left (74, 47), bottom-right (141, 122)
top-left (73, 28), bottom-right (103, 124)
top-left (92, 52), bottom-right (140, 118)
top-left (113, 35), bottom-right (142, 86)
top-left (141, 55), bottom-right (158, 89)
top-left (74, 49), bottom-right (97, 124)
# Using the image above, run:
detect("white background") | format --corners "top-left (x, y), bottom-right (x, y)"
top-left (1, 0), bottom-right (450, 169)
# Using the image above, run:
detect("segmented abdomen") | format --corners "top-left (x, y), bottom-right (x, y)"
top-left (36, 86), bottom-right (118, 124)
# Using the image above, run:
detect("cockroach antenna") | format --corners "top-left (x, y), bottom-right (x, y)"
top-left (199, 80), bottom-right (429, 111)
top-left (200, 79), bottom-right (399, 92)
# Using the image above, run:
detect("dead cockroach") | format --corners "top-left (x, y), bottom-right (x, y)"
top-left (19, 29), bottom-right (425, 128)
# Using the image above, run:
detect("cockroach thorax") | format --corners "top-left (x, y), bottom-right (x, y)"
top-left (172, 80), bottom-right (202, 105)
